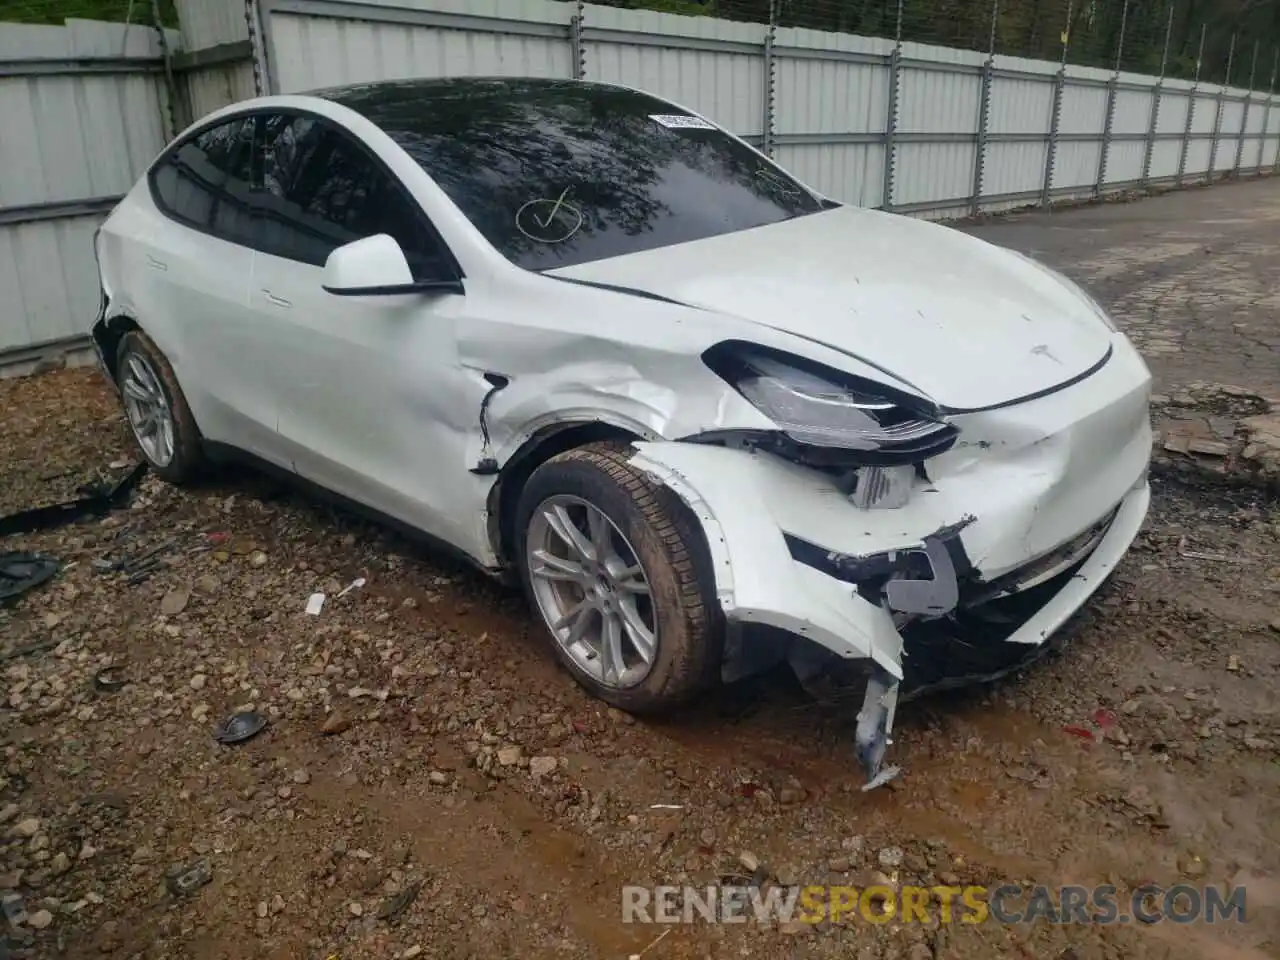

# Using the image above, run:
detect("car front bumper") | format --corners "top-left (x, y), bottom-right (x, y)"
top-left (628, 336), bottom-right (1153, 785)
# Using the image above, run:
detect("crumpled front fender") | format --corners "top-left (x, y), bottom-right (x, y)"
top-left (628, 442), bottom-right (906, 679)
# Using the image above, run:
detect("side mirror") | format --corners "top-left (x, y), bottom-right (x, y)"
top-left (321, 234), bottom-right (463, 296)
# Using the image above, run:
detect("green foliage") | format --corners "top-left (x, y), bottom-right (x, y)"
top-left (590, 0), bottom-right (1280, 86)
top-left (0, 0), bottom-right (176, 27)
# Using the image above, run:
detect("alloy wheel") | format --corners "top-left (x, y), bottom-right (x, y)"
top-left (525, 494), bottom-right (658, 689)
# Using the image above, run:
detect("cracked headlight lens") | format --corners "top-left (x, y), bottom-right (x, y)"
top-left (703, 342), bottom-right (957, 462)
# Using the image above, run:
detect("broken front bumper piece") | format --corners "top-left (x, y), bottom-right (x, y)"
top-left (628, 355), bottom-right (1152, 787)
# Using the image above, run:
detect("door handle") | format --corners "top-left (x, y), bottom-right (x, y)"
top-left (146, 255), bottom-right (168, 271)
top-left (262, 289), bottom-right (291, 308)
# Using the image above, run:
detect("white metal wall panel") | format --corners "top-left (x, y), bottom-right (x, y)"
top-left (267, 11), bottom-right (571, 92)
top-left (987, 76), bottom-right (1053, 134)
top-left (0, 220), bottom-right (102, 352)
top-left (984, 141), bottom-right (1048, 197)
top-left (175, 0), bottom-right (250, 47)
top-left (1104, 141), bottom-right (1145, 183)
top-left (1147, 141), bottom-right (1182, 179)
top-left (894, 142), bottom-right (976, 206)
top-left (1112, 88), bottom-right (1154, 134)
top-left (1057, 82), bottom-right (1108, 134)
top-left (1190, 92), bottom-right (1218, 132)
top-left (184, 61), bottom-right (259, 121)
top-left (897, 65), bottom-right (979, 133)
top-left (0, 20), bottom-right (171, 355)
top-left (1262, 134), bottom-right (1280, 169)
top-left (1156, 91), bottom-right (1190, 133)
top-left (774, 58), bottom-right (887, 136)
top-left (1183, 139), bottom-right (1213, 176)
top-left (776, 143), bottom-right (883, 208)
top-left (582, 4), bottom-right (764, 134)
top-left (0, 74), bottom-right (165, 207)
top-left (1052, 141), bottom-right (1103, 189)
top-left (590, 41), bottom-right (762, 135)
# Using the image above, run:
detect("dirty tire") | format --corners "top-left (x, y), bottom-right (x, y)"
top-left (115, 329), bottom-right (205, 484)
top-left (515, 441), bottom-right (723, 714)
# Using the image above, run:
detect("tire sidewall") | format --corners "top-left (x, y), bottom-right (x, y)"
top-left (514, 452), bottom-right (713, 712)
top-left (115, 331), bottom-right (201, 484)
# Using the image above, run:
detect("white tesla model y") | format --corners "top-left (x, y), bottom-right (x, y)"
top-left (91, 77), bottom-right (1152, 786)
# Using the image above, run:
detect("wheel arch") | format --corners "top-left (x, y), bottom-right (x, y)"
top-left (92, 312), bottom-right (141, 382)
top-left (487, 421), bottom-right (643, 572)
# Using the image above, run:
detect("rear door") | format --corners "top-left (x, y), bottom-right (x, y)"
top-left (130, 117), bottom-right (280, 460)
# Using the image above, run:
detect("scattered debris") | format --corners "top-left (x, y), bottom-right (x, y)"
top-left (1177, 536), bottom-right (1249, 564)
top-left (0, 553), bottom-right (60, 605)
top-left (165, 859), bottom-right (213, 897)
top-left (335, 577), bottom-right (366, 599)
top-left (0, 462), bottom-right (146, 537)
top-left (213, 710), bottom-right (268, 745)
top-left (305, 592), bottom-right (326, 616)
top-left (93, 665), bottom-right (127, 693)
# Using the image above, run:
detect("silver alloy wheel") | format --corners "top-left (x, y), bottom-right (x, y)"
top-left (120, 352), bottom-right (175, 468)
top-left (526, 494), bottom-right (658, 689)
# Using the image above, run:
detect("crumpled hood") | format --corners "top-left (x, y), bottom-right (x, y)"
top-left (548, 206), bottom-right (1113, 411)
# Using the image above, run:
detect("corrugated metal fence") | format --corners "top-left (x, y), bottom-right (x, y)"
top-left (0, 19), bottom-right (177, 367)
top-left (3, 0), bottom-right (1280, 368)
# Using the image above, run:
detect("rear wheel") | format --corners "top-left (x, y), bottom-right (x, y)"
top-left (514, 442), bottom-right (722, 714)
top-left (115, 330), bottom-right (204, 484)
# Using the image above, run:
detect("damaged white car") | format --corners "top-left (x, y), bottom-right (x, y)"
top-left (91, 77), bottom-right (1152, 787)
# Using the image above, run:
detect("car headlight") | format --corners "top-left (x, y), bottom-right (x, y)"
top-left (702, 341), bottom-right (957, 466)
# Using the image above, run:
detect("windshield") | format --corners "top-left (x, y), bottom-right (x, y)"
top-left (328, 79), bottom-right (827, 271)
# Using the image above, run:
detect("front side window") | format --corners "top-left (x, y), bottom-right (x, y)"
top-left (329, 79), bottom-right (826, 271)
top-left (151, 117), bottom-right (254, 229)
top-left (253, 114), bottom-right (448, 277)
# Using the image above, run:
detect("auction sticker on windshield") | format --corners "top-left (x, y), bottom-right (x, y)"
top-left (649, 113), bottom-right (717, 130)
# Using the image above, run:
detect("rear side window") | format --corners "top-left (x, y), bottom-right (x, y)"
top-left (150, 118), bottom-right (254, 230)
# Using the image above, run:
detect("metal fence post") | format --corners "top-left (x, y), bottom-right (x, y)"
top-left (881, 0), bottom-right (905, 212)
top-left (1176, 26), bottom-right (1206, 187)
top-left (1140, 6), bottom-right (1173, 189)
top-left (1095, 0), bottom-right (1128, 197)
top-left (569, 0), bottom-right (585, 80)
top-left (1041, 0), bottom-right (1072, 206)
top-left (1258, 49), bottom-right (1277, 171)
top-left (1207, 34), bottom-right (1235, 183)
top-left (970, 0), bottom-right (998, 217)
top-left (762, 0), bottom-right (777, 158)
top-left (149, 0), bottom-right (183, 136)
top-left (246, 0), bottom-right (273, 96)
top-left (1233, 41), bottom-right (1258, 175)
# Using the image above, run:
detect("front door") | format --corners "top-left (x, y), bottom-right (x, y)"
top-left (242, 113), bottom-right (489, 550)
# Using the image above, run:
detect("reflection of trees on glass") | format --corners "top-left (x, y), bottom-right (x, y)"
top-left (330, 78), bottom-right (824, 271)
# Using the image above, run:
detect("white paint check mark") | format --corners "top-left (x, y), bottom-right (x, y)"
top-left (534, 186), bottom-right (572, 229)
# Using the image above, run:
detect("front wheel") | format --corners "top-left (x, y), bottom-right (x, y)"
top-left (514, 442), bottom-right (722, 714)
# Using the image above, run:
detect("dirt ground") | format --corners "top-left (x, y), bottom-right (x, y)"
top-left (2, 180), bottom-right (1279, 960)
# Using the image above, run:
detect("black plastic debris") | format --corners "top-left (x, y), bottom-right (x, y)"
top-left (93, 665), bottom-right (127, 693)
top-left (213, 710), bottom-right (268, 745)
top-left (0, 554), bottom-right (60, 606)
top-left (0, 462), bottom-right (146, 538)
top-left (165, 859), bottom-right (213, 897)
